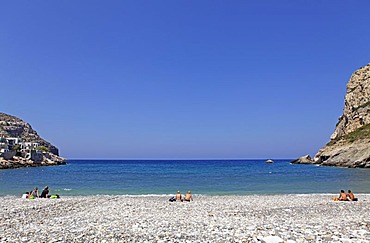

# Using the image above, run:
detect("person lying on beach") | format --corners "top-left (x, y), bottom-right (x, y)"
top-left (347, 190), bottom-right (358, 201)
top-left (184, 191), bottom-right (193, 202)
top-left (175, 191), bottom-right (183, 201)
top-left (40, 186), bottom-right (50, 198)
top-left (338, 190), bottom-right (349, 201)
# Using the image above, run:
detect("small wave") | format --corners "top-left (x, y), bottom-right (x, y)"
top-left (63, 188), bottom-right (72, 191)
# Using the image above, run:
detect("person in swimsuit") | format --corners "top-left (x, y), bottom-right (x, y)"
top-left (184, 190), bottom-right (193, 202)
top-left (347, 190), bottom-right (357, 201)
top-left (175, 191), bottom-right (183, 201)
top-left (338, 190), bottom-right (348, 201)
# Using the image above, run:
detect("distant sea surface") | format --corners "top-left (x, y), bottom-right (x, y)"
top-left (1, 160), bottom-right (370, 196)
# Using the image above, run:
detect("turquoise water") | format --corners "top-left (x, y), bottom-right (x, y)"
top-left (1, 160), bottom-right (370, 196)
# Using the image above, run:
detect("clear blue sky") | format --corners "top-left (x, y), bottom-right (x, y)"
top-left (1, 1), bottom-right (369, 159)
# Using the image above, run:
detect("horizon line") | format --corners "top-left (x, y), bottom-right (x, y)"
top-left (65, 157), bottom-right (294, 160)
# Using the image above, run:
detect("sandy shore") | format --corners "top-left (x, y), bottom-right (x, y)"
top-left (1, 194), bottom-right (370, 242)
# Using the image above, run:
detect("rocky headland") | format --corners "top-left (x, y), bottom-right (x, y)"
top-left (0, 112), bottom-right (66, 169)
top-left (292, 63), bottom-right (370, 168)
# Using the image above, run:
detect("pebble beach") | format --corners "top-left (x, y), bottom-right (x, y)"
top-left (1, 194), bottom-right (370, 242)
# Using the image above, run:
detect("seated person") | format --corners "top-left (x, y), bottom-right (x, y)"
top-left (175, 191), bottom-right (183, 201)
top-left (31, 187), bottom-right (39, 198)
top-left (347, 190), bottom-right (358, 201)
top-left (40, 186), bottom-right (50, 198)
top-left (338, 190), bottom-right (349, 201)
top-left (184, 190), bottom-right (193, 202)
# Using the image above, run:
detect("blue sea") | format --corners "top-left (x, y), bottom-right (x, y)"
top-left (1, 160), bottom-right (370, 196)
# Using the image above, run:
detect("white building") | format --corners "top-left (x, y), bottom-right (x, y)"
top-left (6, 138), bottom-right (23, 150)
top-left (0, 137), bottom-right (9, 154)
top-left (21, 142), bottom-right (39, 150)
top-left (0, 137), bottom-right (44, 162)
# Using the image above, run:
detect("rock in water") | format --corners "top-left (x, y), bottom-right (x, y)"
top-left (290, 155), bottom-right (314, 164)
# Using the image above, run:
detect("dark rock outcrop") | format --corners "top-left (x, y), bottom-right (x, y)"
top-left (292, 63), bottom-right (370, 168)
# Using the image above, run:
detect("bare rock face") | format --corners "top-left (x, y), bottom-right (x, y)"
top-left (294, 64), bottom-right (370, 168)
top-left (315, 139), bottom-right (370, 168)
top-left (330, 64), bottom-right (370, 140)
top-left (314, 125), bottom-right (370, 168)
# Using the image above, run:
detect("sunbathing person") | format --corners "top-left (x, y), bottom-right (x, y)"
top-left (347, 190), bottom-right (358, 201)
top-left (338, 190), bottom-right (349, 201)
top-left (175, 191), bottom-right (183, 201)
top-left (184, 191), bottom-right (193, 202)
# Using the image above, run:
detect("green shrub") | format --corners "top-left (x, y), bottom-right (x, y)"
top-left (343, 124), bottom-right (370, 142)
top-left (327, 124), bottom-right (370, 146)
top-left (36, 146), bottom-right (49, 153)
top-left (13, 144), bottom-right (21, 151)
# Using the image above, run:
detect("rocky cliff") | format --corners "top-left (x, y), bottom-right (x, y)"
top-left (292, 63), bottom-right (370, 168)
top-left (0, 112), bottom-right (65, 169)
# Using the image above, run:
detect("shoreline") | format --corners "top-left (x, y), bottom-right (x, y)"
top-left (1, 194), bottom-right (370, 242)
top-left (3, 192), bottom-right (370, 198)
top-left (2, 192), bottom-right (370, 198)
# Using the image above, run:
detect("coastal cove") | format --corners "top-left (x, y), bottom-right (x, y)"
top-left (1, 160), bottom-right (370, 197)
